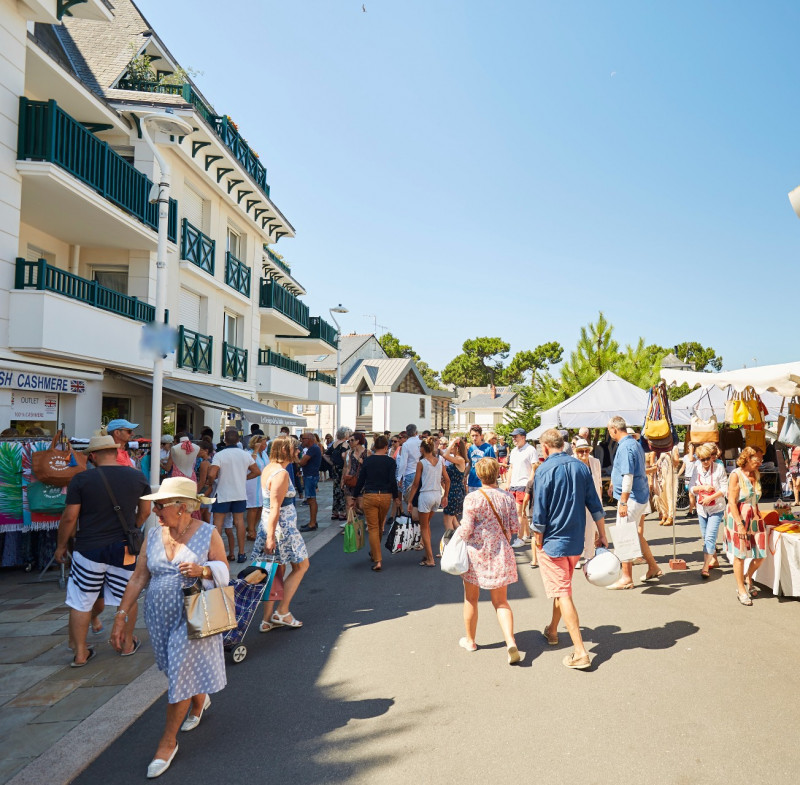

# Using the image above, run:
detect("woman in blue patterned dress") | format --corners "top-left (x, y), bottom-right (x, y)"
top-left (251, 435), bottom-right (309, 631)
top-left (441, 437), bottom-right (468, 530)
top-left (110, 477), bottom-right (228, 779)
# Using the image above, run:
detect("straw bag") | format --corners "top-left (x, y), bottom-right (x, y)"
top-left (183, 580), bottom-right (237, 639)
top-left (32, 431), bottom-right (87, 487)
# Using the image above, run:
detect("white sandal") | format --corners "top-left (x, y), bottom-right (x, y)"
top-left (259, 621), bottom-right (274, 633)
top-left (271, 611), bottom-right (303, 628)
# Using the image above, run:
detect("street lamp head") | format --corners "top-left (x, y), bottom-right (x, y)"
top-left (139, 111), bottom-right (193, 137)
top-left (330, 304), bottom-right (349, 314)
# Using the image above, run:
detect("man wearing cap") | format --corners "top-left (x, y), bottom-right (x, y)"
top-left (54, 435), bottom-right (151, 667)
top-left (106, 418), bottom-right (138, 468)
top-left (507, 428), bottom-right (539, 550)
top-left (532, 429), bottom-right (607, 670)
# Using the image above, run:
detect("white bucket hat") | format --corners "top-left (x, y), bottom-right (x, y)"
top-left (140, 477), bottom-right (214, 505)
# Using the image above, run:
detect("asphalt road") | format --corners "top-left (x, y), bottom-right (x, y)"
top-left (75, 512), bottom-right (800, 785)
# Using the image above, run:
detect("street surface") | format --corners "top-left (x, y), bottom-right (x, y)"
top-left (76, 511), bottom-right (800, 785)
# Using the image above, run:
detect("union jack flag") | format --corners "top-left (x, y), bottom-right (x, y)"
top-left (45, 398), bottom-right (57, 408)
top-left (70, 380), bottom-right (85, 393)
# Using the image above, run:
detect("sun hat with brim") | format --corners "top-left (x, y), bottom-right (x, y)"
top-left (574, 438), bottom-right (591, 450)
top-left (140, 477), bottom-right (215, 505)
top-left (85, 435), bottom-right (118, 452)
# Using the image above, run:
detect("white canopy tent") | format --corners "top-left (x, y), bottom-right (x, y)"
top-left (670, 385), bottom-right (784, 424)
top-left (661, 361), bottom-right (800, 398)
top-left (528, 371), bottom-right (649, 439)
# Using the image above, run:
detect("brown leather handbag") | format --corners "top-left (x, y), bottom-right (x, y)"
top-left (31, 431), bottom-right (87, 487)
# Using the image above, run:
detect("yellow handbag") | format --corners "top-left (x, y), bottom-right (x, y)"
top-left (730, 388), bottom-right (761, 425)
top-left (743, 426), bottom-right (766, 452)
top-left (644, 418), bottom-right (670, 440)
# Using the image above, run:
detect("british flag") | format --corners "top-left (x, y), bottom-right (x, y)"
top-left (70, 380), bottom-right (85, 393)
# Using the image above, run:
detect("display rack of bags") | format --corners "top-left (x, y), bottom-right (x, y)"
top-left (643, 382), bottom-right (674, 450)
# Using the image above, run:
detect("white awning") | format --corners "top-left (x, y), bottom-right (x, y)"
top-left (121, 374), bottom-right (306, 427)
top-left (660, 361), bottom-right (800, 398)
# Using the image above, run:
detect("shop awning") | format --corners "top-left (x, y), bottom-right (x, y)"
top-left (661, 361), bottom-right (800, 398)
top-left (121, 374), bottom-right (306, 427)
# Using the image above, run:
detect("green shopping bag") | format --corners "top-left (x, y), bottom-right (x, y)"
top-left (27, 481), bottom-right (67, 513)
top-left (343, 510), bottom-right (365, 554)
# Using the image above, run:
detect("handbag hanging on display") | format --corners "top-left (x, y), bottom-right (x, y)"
top-left (689, 389), bottom-right (719, 444)
top-left (26, 481), bottom-right (67, 513)
top-left (31, 431), bottom-right (87, 487)
top-left (779, 413), bottom-right (800, 447)
top-left (183, 580), bottom-right (237, 639)
top-left (643, 383), bottom-right (673, 448)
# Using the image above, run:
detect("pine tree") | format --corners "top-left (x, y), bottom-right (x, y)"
top-left (558, 312), bottom-right (620, 398)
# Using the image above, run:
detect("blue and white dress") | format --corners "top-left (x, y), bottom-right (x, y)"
top-left (251, 468), bottom-right (308, 564)
top-left (144, 522), bottom-right (227, 704)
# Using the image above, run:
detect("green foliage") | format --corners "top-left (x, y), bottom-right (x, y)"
top-left (615, 339), bottom-right (668, 389)
top-left (378, 332), bottom-right (442, 389)
top-left (558, 312), bottom-right (620, 398)
top-left (673, 342), bottom-right (723, 371)
top-left (126, 45), bottom-right (155, 82)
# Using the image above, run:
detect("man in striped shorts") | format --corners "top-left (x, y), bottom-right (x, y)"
top-left (55, 435), bottom-right (151, 667)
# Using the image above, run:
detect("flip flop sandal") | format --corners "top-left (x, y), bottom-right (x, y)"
top-left (91, 622), bottom-right (104, 634)
top-left (641, 571), bottom-right (663, 582)
top-left (120, 636), bottom-right (141, 657)
top-left (606, 581), bottom-right (635, 590)
top-left (70, 647), bottom-right (96, 668)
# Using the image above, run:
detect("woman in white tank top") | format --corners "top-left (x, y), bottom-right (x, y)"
top-left (407, 438), bottom-right (450, 567)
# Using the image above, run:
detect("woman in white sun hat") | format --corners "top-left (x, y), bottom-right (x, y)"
top-left (110, 477), bottom-right (227, 779)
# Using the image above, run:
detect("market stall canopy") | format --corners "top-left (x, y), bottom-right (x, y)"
top-left (660, 361), bottom-right (800, 398)
top-left (121, 374), bottom-right (306, 428)
top-left (528, 371), bottom-right (649, 439)
top-left (670, 385), bottom-right (784, 423)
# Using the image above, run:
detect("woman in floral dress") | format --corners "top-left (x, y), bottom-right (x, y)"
top-left (725, 446), bottom-right (766, 606)
top-left (251, 436), bottom-right (309, 631)
top-left (457, 457), bottom-right (520, 665)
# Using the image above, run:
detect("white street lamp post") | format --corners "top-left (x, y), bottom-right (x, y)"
top-left (329, 304), bottom-right (349, 433)
top-left (138, 112), bottom-right (193, 489)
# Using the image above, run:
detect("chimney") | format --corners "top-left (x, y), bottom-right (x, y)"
top-left (490, 383), bottom-right (497, 399)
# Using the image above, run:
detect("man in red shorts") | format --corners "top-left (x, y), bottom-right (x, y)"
top-left (532, 428), bottom-right (607, 670)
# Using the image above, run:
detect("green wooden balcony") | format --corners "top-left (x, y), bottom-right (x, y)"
top-left (224, 251), bottom-right (251, 297)
top-left (177, 326), bottom-right (212, 374)
top-left (181, 219), bottom-right (215, 275)
top-left (15, 257), bottom-right (163, 323)
top-left (307, 370), bottom-right (336, 386)
top-left (17, 98), bottom-right (177, 242)
top-left (264, 245), bottom-right (292, 277)
top-left (222, 342), bottom-right (248, 382)
top-left (258, 278), bottom-right (309, 329)
top-left (212, 115), bottom-right (270, 198)
top-left (258, 349), bottom-right (307, 377)
top-left (309, 317), bottom-right (337, 348)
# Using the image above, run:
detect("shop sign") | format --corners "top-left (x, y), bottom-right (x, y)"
top-left (0, 369), bottom-right (86, 394)
top-left (10, 392), bottom-right (58, 420)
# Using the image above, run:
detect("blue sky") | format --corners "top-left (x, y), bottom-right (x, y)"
top-left (137, 0), bottom-right (800, 374)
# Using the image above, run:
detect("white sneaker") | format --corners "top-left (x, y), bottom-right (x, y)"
top-left (511, 537), bottom-right (526, 549)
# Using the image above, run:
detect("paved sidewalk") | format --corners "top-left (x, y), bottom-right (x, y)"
top-left (0, 477), bottom-right (339, 785)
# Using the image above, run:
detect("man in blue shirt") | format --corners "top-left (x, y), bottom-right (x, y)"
top-left (607, 416), bottom-right (662, 589)
top-left (533, 429), bottom-right (607, 670)
top-left (467, 425), bottom-right (495, 492)
top-left (298, 432), bottom-right (322, 532)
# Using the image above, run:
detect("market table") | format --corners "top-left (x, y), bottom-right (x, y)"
top-left (754, 527), bottom-right (800, 597)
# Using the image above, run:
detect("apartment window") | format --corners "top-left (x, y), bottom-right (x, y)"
top-left (493, 412), bottom-right (504, 426)
top-left (464, 411), bottom-right (475, 423)
top-left (358, 393), bottom-right (373, 417)
top-left (92, 266), bottom-right (129, 295)
top-left (179, 288), bottom-right (203, 332)
top-left (26, 244), bottom-right (55, 265)
top-left (227, 226), bottom-right (244, 260)
top-left (224, 311), bottom-right (242, 347)
top-left (102, 396), bottom-right (132, 426)
top-left (184, 182), bottom-right (209, 233)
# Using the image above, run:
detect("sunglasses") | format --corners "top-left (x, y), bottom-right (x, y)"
top-left (153, 500), bottom-right (182, 511)
top-left (700, 457), bottom-right (713, 462)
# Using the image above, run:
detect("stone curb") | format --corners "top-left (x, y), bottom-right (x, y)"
top-left (7, 524), bottom-right (341, 785)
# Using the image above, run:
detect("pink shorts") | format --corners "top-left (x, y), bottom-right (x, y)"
top-left (538, 551), bottom-right (580, 598)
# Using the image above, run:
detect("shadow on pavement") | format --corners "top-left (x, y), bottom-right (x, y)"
top-left (582, 619), bottom-right (699, 668)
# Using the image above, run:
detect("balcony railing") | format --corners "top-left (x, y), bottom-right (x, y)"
top-left (258, 349), bottom-right (307, 377)
top-left (258, 278), bottom-right (309, 329)
top-left (177, 326), bottom-right (213, 374)
top-left (264, 245), bottom-right (292, 277)
top-left (309, 317), bottom-right (338, 348)
top-left (222, 342), bottom-right (248, 382)
top-left (181, 219), bottom-right (215, 275)
top-left (224, 251), bottom-right (251, 297)
top-left (307, 369), bottom-right (336, 386)
top-left (116, 79), bottom-right (183, 96)
top-left (15, 257), bottom-right (160, 323)
top-left (17, 98), bottom-right (177, 242)
top-left (212, 115), bottom-right (270, 198)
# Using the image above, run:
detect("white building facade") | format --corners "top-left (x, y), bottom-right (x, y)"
top-left (1, 0), bottom-right (335, 439)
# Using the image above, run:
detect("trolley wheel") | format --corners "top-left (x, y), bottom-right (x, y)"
top-left (675, 485), bottom-right (690, 511)
top-left (231, 644), bottom-right (247, 663)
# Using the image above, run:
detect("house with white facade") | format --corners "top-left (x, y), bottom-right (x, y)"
top-left (1, 0), bottom-right (335, 438)
top-left (452, 386), bottom-right (521, 433)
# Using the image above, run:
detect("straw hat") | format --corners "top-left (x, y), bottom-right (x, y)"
top-left (141, 477), bottom-right (215, 505)
top-left (85, 435), bottom-right (118, 453)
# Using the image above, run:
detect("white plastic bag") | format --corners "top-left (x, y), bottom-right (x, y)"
top-left (608, 514), bottom-right (642, 562)
top-left (440, 528), bottom-right (469, 575)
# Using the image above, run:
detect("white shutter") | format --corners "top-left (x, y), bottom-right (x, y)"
top-left (179, 288), bottom-right (201, 332)
top-left (183, 185), bottom-right (206, 232)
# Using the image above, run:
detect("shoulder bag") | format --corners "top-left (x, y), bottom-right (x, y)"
top-left (27, 481), bottom-right (67, 513)
top-left (690, 389), bottom-right (719, 444)
top-left (96, 467), bottom-right (144, 556)
top-left (480, 489), bottom-right (512, 543)
top-left (183, 579), bottom-right (237, 639)
top-left (32, 431), bottom-right (87, 487)
top-left (779, 412), bottom-right (800, 447)
top-left (440, 528), bottom-right (469, 575)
